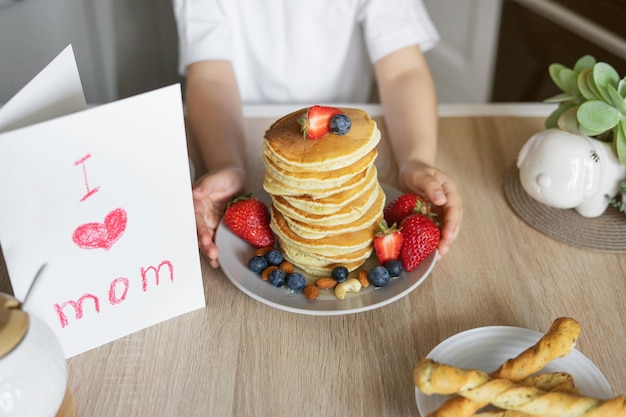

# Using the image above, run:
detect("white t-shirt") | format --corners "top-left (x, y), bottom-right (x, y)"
top-left (173, 0), bottom-right (439, 104)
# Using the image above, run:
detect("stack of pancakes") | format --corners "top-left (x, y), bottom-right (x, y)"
top-left (263, 107), bottom-right (385, 276)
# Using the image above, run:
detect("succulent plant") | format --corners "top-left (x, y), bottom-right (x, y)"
top-left (545, 55), bottom-right (626, 166)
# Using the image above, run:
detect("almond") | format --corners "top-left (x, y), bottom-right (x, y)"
top-left (254, 246), bottom-right (274, 257)
top-left (260, 265), bottom-right (278, 281)
top-left (303, 285), bottom-right (319, 300)
top-left (314, 277), bottom-right (337, 289)
top-left (356, 270), bottom-right (370, 288)
top-left (278, 261), bottom-right (294, 274)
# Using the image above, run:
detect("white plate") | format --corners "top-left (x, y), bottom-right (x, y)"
top-left (415, 326), bottom-right (613, 416)
top-left (215, 184), bottom-right (437, 315)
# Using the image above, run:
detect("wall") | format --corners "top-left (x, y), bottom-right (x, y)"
top-left (2, 0), bottom-right (505, 105)
top-left (0, 0), bottom-right (116, 103)
top-left (0, 0), bottom-right (179, 104)
top-left (111, 0), bottom-right (181, 100)
top-left (424, 0), bottom-right (503, 103)
top-left (492, 0), bottom-right (626, 102)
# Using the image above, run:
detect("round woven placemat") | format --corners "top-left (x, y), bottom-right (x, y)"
top-left (504, 164), bottom-right (626, 253)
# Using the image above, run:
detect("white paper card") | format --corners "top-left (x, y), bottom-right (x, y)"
top-left (0, 45), bottom-right (86, 133)
top-left (0, 47), bottom-right (205, 358)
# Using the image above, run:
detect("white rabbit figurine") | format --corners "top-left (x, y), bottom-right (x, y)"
top-left (517, 128), bottom-right (626, 218)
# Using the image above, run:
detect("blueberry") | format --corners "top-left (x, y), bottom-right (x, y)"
top-left (248, 256), bottom-right (268, 274)
top-left (331, 266), bottom-right (349, 283)
top-left (329, 114), bottom-right (351, 135)
top-left (265, 249), bottom-right (284, 266)
top-left (286, 272), bottom-right (307, 291)
top-left (268, 269), bottom-right (286, 287)
top-left (384, 259), bottom-right (404, 277)
top-left (368, 265), bottom-right (391, 287)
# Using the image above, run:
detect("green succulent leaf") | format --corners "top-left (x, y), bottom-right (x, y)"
top-left (617, 119), bottom-right (626, 166)
top-left (558, 68), bottom-right (580, 96)
top-left (556, 106), bottom-right (582, 134)
top-left (579, 69), bottom-right (602, 101)
top-left (606, 84), bottom-right (626, 114)
top-left (618, 78), bottom-right (626, 98)
top-left (548, 63), bottom-right (567, 92)
top-left (593, 62), bottom-right (620, 103)
top-left (578, 124), bottom-right (608, 137)
top-left (577, 101), bottom-right (621, 133)
top-left (545, 102), bottom-right (575, 129)
top-left (573, 54), bottom-right (596, 72)
top-left (577, 71), bottom-right (592, 100)
top-left (544, 93), bottom-right (577, 104)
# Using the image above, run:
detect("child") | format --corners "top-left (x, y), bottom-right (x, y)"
top-left (173, 0), bottom-right (462, 268)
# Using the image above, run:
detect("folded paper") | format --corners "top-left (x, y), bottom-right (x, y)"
top-left (0, 45), bottom-right (205, 358)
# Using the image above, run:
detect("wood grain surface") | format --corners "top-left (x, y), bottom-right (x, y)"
top-left (1, 106), bottom-right (625, 417)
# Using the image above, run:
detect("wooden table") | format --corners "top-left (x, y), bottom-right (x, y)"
top-left (1, 104), bottom-right (625, 417)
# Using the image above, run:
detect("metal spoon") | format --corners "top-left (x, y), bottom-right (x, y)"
top-left (22, 263), bottom-right (48, 309)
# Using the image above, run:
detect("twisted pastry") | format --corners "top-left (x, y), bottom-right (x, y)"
top-left (495, 317), bottom-right (581, 381)
top-left (422, 317), bottom-right (581, 417)
top-left (517, 372), bottom-right (578, 394)
top-left (477, 411), bottom-right (555, 417)
top-left (416, 358), bottom-right (626, 417)
top-left (444, 372), bottom-right (578, 417)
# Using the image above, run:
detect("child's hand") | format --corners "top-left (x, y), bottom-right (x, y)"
top-left (192, 167), bottom-right (246, 268)
top-left (398, 161), bottom-right (462, 257)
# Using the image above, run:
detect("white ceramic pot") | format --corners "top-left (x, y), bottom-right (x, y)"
top-left (517, 128), bottom-right (626, 217)
top-left (0, 293), bottom-right (74, 417)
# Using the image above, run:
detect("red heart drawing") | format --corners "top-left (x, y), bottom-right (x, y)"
top-left (72, 208), bottom-right (128, 250)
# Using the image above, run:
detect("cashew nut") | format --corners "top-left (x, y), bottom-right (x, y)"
top-left (334, 278), bottom-right (362, 300)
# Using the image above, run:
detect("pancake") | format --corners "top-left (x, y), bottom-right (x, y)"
top-left (264, 107), bottom-right (380, 172)
top-left (271, 179), bottom-right (380, 226)
top-left (263, 164), bottom-right (372, 199)
top-left (270, 206), bottom-right (377, 255)
top-left (262, 106), bottom-right (384, 276)
top-left (281, 250), bottom-right (368, 276)
top-left (280, 184), bottom-right (385, 239)
top-left (263, 148), bottom-right (377, 191)
top-left (277, 236), bottom-right (374, 265)
top-left (281, 166), bottom-right (379, 215)
top-left (278, 243), bottom-right (373, 275)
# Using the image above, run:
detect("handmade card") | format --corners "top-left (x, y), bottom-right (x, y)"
top-left (0, 45), bottom-right (86, 133)
top-left (0, 46), bottom-right (205, 358)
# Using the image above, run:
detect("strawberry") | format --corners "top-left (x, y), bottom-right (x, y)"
top-left (298, 105), bottom-right (343, 139)
top-left (223, 195), bottom-right (275, 248)
top-left (373, 220), bottom-right (404, 265)
top-left (384, 193), bottom-right (437, 228)
top-left (399, 214), bottom-right (440, 272)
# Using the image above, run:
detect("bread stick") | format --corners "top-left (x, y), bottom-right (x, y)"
top-left (416, 358), bottom-right (626, 417)
top-left (518, 372), bottom-right (578, 394)
top-left (474, 374), bottom-right (578, 417)
top-left (417, 372), bottom-right (578, 417)
top-left (415, 368), bottom-right (575, 397)
top-left (475, 411), bottom-right (542, 417)
top-left (421, 317), bottom-right (581, 417)
top-left (495, 317), bottom-right (581, 381)
top-left (477, 401), bottom-right (626, 417)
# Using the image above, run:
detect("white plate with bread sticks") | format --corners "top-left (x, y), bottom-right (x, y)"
top-left (414, 317), bottom-right (616, 417)
top-left (216, 186), bottom-right (437, 316)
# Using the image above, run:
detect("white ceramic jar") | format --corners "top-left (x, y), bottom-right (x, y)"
top-left (0, 293), bottom-right (74, 417)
